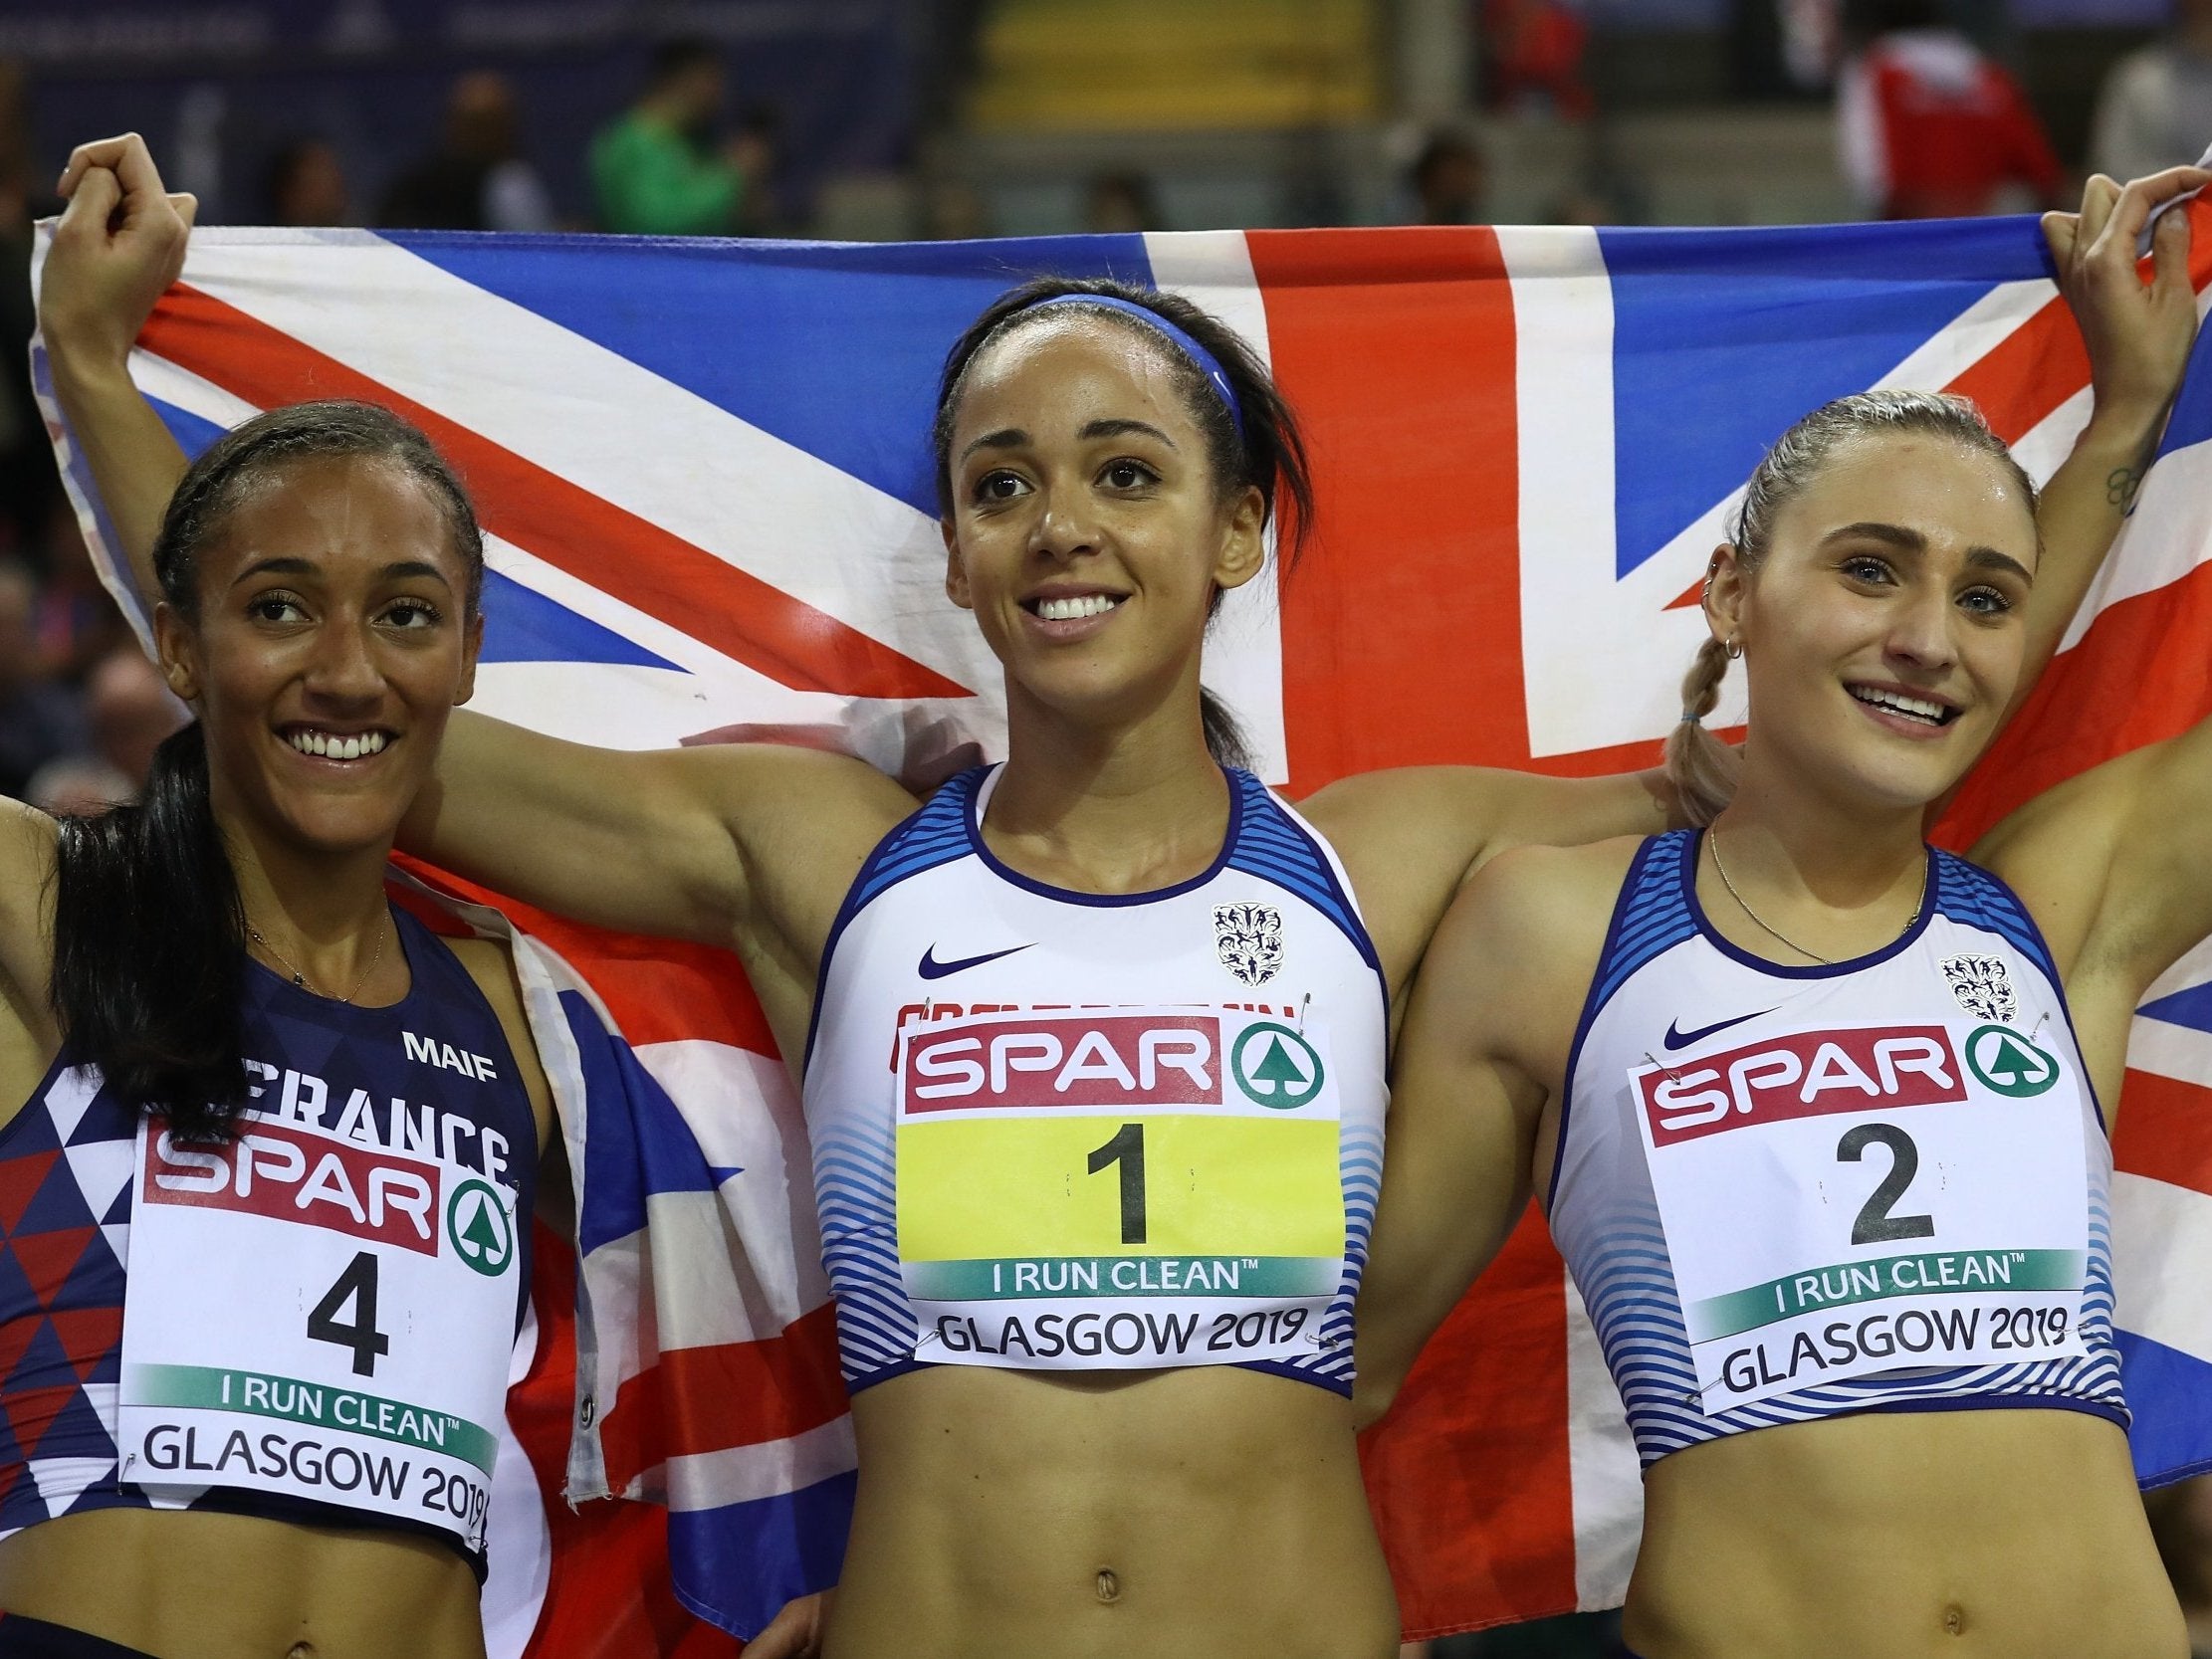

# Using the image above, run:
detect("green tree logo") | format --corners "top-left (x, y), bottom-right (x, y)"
top-left (1964, 1024), bottom-right (2060, 1098)
top-left (447, 1180), bottom-right (517, 1277)
top-left (1230, 1023), bottom-right (1325, 1109)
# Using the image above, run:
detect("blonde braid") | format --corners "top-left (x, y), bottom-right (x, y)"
top-left (1663, 634), bottom-right (1741, 828)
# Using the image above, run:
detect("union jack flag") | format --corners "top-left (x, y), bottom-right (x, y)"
top-left (31, 211), bottom-right (2212, 1648)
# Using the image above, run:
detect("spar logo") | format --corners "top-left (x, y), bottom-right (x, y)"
top-left (447, 1179), bottom-right (516, 1276)
top-left (1229, 1022), bottom-right (1324, 1109)
top-left (902, 1014), bottom-right (1221, 1114)
top-left (143, 1117), bottom-right (438, 1255)
top-left (1963, 1023), bottom-right (2060, 1098)
top-left (1636, 1026), bottom-right (1966, 1146)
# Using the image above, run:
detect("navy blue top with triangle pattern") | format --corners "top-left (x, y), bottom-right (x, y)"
top-left (0, 906), bottom-right (535, 1576)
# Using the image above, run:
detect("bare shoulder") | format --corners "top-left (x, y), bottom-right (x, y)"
top-left (1417, 836), bottom-right (1643, 1055)
top-left (1298, 764), bottom-right (1525, 868)
top-left (0, 797), bottom-right (58, 880)
top-left (0, 800), bottom-right (59, 991)
top-left (442, 932), bottom-right (555, 1154)
top-left (0, 803), bottom-right (61, 1136)
top-left (1968, 747), bottom-right (2146, 971)
top-left (1302, 765), bottom-right (1668, 862)
top-left (1457, 835), bottom-right (1644, 946)
top-left (1968, 747), bottom-right (2138, 875)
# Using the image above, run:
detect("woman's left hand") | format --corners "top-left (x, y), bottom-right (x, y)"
top-left (2045, 165), bottom-right (2210, 442)
top-left (743, 1590), bottom-right (829, 1658)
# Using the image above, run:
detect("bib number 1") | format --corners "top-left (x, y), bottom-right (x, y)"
top-left (1087, 1124), bottom-right (1147, 1245)
top-left (896, 1007), bottom-right (1349, 1372)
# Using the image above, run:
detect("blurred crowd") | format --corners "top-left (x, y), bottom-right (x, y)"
top-left (0, 56), bottom-right (185, 816)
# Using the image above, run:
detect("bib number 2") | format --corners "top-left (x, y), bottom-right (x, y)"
top-left (1839, 1123), bottom-right (1935, 1246)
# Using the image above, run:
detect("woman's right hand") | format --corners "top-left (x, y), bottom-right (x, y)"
top-left (2043, 164), bottom-right (2210, 450)
top-left (43, 133), bottom-right (195, 377)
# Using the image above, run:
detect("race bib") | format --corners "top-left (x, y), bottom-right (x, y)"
top-left (1634, 1021), bottom-right (2090, 1414)
top-left (116, 1110), bottom-right (522, 1551)
top-left (897, 1007), bottom-right (1344, 1369)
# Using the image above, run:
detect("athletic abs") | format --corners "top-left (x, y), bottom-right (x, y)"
top-left (1625, 1410), bottom-right (2185, 1659)
top-left (0, 1509), bottom-right (484, 1659)
top-left (827, 1365), bottom-right (1397, 1659)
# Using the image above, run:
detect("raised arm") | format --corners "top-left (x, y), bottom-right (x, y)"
top-left (2013, 166), bottom-right (2209, 715)
top-left (39, 134), bottom-right (919, 989)
top-left (401, 715), bottom-right (912, 955)
top-left (40, 134), bottom-right (195, 604)
top-left (1352, 841), bottom-right (1613, 1426)
top-left (1973, 714), bottom-right (2212, 1111)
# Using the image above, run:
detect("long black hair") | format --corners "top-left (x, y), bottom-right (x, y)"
top-left (50, 400), bottom-right (485, 1141)
top-left (932, 276), bottom-right (1316, 769)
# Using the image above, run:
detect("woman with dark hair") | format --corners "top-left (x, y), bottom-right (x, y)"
top-left (0, 397), bottom-right (554, 1657)
top-left (41, 135), bottom-right (2201, 1656)
top-left (1363, 384), bottom-right (2211, 1657)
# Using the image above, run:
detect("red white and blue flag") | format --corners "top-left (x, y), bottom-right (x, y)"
top-left (31, 214), bottom-right (2212, 1647)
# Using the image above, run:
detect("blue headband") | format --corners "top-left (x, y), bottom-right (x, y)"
top-left (1020, 293), bottom-right (1247, 441)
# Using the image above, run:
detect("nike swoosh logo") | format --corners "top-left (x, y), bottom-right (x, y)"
top-left (919, 943), bottom-right (1035, 980)
top-left (1661, 1008), bottom-right (1777, 1051)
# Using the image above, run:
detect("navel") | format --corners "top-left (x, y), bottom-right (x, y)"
top-left (1095, 1566), bottom-right (1122, 1604)
top-left (1941, 1603), bottom-right (1968, 1638)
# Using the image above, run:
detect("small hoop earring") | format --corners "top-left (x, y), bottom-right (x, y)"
top-left (1725, 637), bottom-right (1743, 660)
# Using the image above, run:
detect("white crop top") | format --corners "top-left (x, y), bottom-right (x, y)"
top-left (1550, 830), bottom-right (2124, 1465)
top-left (801, 765), bottom-right (1388, 1395)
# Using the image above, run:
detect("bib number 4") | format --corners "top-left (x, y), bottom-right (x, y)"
top-left (307, 1251), bottom-right (391, 1377)
top-left (1838, 1123), bottom-right (1935, 1246)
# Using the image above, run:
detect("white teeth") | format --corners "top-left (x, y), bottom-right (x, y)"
top-left (1852, 688), bottom-right (1947, 725)
top-left (1035, 594), bottom-right (1119, 622)
top-left (288, 730), bottom-right (387, 759)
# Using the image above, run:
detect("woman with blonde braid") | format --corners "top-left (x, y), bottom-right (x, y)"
top-left (1363, 387), bottom-right (2209, 1656)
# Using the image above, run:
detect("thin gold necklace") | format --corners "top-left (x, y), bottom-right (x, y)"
top-left (1706, 828), bottom-right (1926, 967)
top-left (247, 915), bottom-right (389, 1003)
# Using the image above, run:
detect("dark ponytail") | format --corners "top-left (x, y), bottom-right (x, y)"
top-left (49, 399), bottom-right (485, 1140)
top-left (1200, 690), bottom-right (1251, 772)
top-left (52, 725), bottom-right (245, 1141)
top-left (932, 276), bottom-right (1315, 769)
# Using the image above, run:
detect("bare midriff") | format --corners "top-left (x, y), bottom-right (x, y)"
top-left (0, 1509), bottom-right (483, 1658)
top-left (1625, 1408), bottom-right (2186, 1659)
top-left (826, 1363), bottom-right (1399, 1659)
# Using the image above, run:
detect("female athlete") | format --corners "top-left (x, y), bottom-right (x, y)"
top-left (1363, 381), bottom-right (2212, 1656)
top-left (0, 400), bottom-right (558, 1658)
top-left (40, 135), bottom-right (2201, 1658)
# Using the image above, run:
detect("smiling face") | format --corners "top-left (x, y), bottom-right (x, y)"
top-left (154, 452), bottom-right (483, 859)
top-left (1708, 431), bottom-right (2039, 814)
top-left (940, 314), bottom-right (1264, 735)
